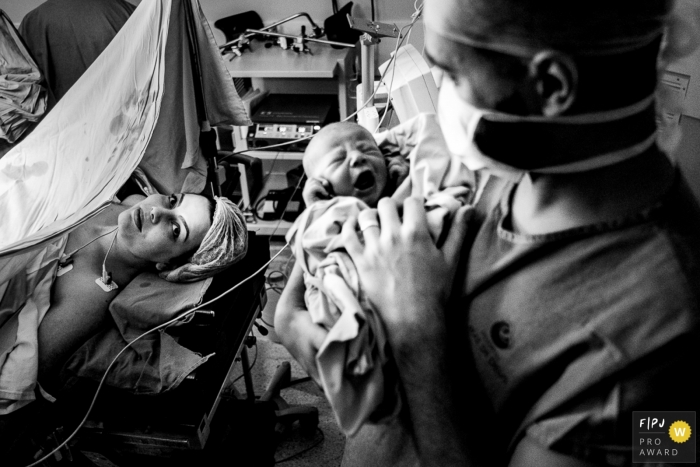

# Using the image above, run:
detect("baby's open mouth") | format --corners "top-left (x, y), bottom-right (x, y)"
top-left (354, 171), bottom-right (375, 191)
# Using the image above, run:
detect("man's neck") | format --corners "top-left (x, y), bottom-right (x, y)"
top-left (510, 147), bottom-right (675, 235)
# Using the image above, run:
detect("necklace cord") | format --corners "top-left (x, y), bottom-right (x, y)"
top-left (101, 230), bottom-right (119, 283)
top-left (62, 227), bottom-right (118, 261)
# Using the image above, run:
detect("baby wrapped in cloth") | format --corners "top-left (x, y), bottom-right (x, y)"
top-left (286, 113), bottom-right (475, 434)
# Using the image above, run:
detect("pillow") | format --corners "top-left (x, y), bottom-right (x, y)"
top-left (109, 271), bottom-right (213, 338)
top-left (63, 272), bottom-right (214, 394)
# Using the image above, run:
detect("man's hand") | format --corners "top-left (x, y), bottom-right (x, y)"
top-left (341, 197), bottom-right (471, 350)
top-left (302, 177), bottom-right (332, 206)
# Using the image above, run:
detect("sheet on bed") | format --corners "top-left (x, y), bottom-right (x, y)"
top-left (0, 0), bottom-right (170, 414)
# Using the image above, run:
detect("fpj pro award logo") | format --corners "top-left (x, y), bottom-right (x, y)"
top-left (633, 411), bottom-right (695, 463)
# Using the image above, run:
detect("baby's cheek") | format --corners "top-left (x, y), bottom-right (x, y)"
top-left (331, 175), bottom-right (354, 196)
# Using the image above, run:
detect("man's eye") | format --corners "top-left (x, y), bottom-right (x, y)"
top-left (169, 194), bottom-right (177, 207)
top-left (172, 222), bottom-right (180, 239)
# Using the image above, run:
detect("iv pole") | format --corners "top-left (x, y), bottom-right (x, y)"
top-left (347, 16), bottom-right (400, 129)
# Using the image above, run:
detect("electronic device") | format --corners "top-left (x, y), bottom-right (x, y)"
top-left (256, 164), bottom-right (306, 222)
top-left (247, 94), bottom-right (339, 151)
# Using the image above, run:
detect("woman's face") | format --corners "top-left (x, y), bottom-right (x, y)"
top-left (118, 193), bottom-right (212, 265)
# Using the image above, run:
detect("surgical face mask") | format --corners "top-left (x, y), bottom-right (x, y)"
top-left (437, 77), bottom-right (526, 182)
top-left (437, 75), bottom-right (659, 181)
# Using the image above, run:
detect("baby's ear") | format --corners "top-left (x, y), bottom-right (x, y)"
top-left (155, 262), bottom-right (170, 271)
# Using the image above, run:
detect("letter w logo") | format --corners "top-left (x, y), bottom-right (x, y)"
top-left (674, 428), bottom-right (686, 436)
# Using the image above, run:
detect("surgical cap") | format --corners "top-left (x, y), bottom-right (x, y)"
top-left (160, 196), bottom-right (248, 283)
top-left (424, 0), bottom-right (675, 57)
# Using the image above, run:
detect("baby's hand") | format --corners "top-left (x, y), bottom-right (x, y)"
top-left (386, 154), bottom-right (410, 188)
top-left (302, 178), bottom-right (332, 205)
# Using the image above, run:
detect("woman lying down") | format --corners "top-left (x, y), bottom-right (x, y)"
top-left (37, 192), bottom-right (248, 396)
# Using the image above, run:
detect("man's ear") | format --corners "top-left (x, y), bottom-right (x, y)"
top-left (528, 50), bottom-right (578, 117)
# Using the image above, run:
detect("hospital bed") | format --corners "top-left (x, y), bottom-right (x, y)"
top-left (0, 0), bottom-right (319, 464)
top-left (69, 231), bottom-right (276, 462)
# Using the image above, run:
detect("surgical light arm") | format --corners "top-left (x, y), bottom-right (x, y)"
top-left (219, 12), bottom-right (324, 52)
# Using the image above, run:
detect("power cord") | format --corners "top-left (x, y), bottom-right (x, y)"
top-left (375, 3), bottom-right (423, 132)
top-left (221, 13), bottom-right (422, 229)
top-left (24, 163), bottom-right (311, 467)
top-left (23, 11), bottom-right (426, 467)
top-left (219, 16), bottom-right (420, 161)
top-left (232, 340), bottom-right (258, 384)
top-left (23, 242), bottom-right (291, 467)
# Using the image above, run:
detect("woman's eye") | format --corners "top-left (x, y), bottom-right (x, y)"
top-left (169, 194), bottom-right (177, 206)
top-left (172, 222), bottom-right (180, 239)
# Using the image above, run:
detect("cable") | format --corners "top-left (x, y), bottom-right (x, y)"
top-left (259, 316), bottom-right (275, 328)
top-left (374, 26), bottom-right (403, 132)
top-left (274, 427), bottom-right (325, 464)
top-left (24, 242), bottom-right (291, 467)
top-left (374, 6), bottom-right (422, 132)
top-left (24, 12), bottom-right (426, 467)
top-left (220, 20), bottom-right (421, 160)
top-left (25, 186), bottom-right (306, 467)
top-left (232, 340), bottom-right (258, 384)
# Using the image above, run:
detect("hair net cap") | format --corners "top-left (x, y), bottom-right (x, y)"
top-left (160, 196), bottom-right (248, 283)
top-left (424, 0), bottom-right (675, 57)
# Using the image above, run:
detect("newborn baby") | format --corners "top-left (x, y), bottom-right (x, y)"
top-left (301, 120), bottom-right (410, 209)
top-left (286, 114), bottom-right (474, 435)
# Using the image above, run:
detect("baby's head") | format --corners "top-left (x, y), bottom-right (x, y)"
top-left (303, 121), bottom-right (388, 207)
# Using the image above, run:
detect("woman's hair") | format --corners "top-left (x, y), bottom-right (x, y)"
top-left (168, 194), bottom-right (216, 267)
top-left (159, 195), bottom-right (249, 283)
